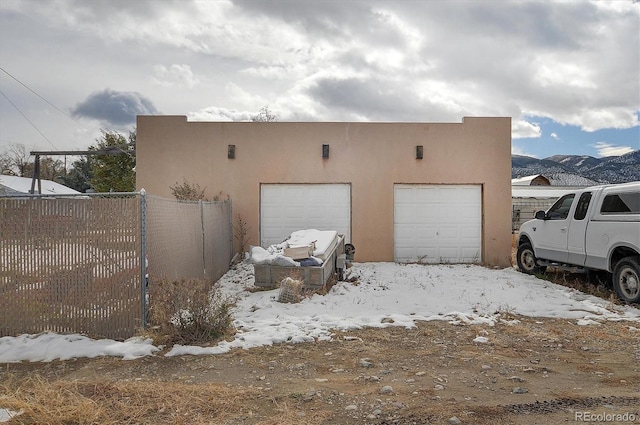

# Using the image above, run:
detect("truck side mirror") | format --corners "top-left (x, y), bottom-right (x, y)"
top-left (534, 210), bottom-right (547, 220)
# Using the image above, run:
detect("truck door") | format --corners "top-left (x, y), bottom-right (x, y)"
top-left (536, 193), bottom-right (575, 262)
top-left (567, 192), bottom-right (592, 265)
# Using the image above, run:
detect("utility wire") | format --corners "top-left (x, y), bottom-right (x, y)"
top-left (1, 66), bottom-right (135, 158)
top-left (0, 66), bottom-right (75, 121)
top-left (110, 143), bottom-right (136, 160)
top-left (0, 66), bottom-right (130, 190)
top-left (0, 88), bottom-right (58, 150)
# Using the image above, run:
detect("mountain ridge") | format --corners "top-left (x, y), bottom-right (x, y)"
top-left (512, 150), bottom-right (640, 185)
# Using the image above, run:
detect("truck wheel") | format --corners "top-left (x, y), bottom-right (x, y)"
top-left (516, 243), bottom-right (545, 275)
top-left (613, 257), bottom-right (640, 303)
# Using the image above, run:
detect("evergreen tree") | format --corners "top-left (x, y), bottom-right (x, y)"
top-left (58, 156), bottom-right (95, 193)
top-left (89, 130), bottom-right (136, 192)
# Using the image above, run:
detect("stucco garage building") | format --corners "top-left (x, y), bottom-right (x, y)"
top-left (136, 116), bottom-right (512, 267)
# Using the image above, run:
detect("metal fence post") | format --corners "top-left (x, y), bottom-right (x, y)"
top-left (229, 199), bottom-right (234, 262)
top-left (140, 189), bottom-right (148, 328)
top-left (200, 199), bottom-right (206, 278)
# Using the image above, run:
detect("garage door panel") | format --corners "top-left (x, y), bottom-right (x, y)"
top-left (396, 209), bottom-right (416, 221)
top-left (417, 248), bottom-right (438, 259)
top-left (261, 184), bottom-right (351, 247)
top-left (438, 227), bottom-right (459, 240)
top-left (439, 247), bottom-right (458, 258)
top-left (438, 188), bottom-right (460, 203)
top-left (422, 205), bottom-right (441, 218)
top-left (459, 204), bottom-right (480, 217)
top-left (398, 224), bottom-right (437, 238)
top-left (394, 184), bottom-right (482, 264)
top-left (461, 247), bottom-right (481, 261)
top-left (395, 247), bottom-right (414, 258)
top-left (418, 226), bottom-right (437, 239)
top-left (394, 224), bottom-right (414, 237)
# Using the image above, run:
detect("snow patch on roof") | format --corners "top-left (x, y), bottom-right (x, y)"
top-left (0, 175), bottom-right (80, 195)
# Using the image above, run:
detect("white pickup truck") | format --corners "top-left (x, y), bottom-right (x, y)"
top-left (516, 182), bottom-right (640, 303)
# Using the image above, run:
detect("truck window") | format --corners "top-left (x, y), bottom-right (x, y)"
top-left (600, 192), bottom-right (640, 214)
top-left (574, 192), bottom-right (592, 220)
top-left (547, 194), bottom-right (575, 220)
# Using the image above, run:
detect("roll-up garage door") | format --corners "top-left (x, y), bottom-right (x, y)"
top-left (394, 184), bottom-right (482, 263)
top-left (260, 184), bottom-right (351, 247)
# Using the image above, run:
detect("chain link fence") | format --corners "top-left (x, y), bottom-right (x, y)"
top-left (0, 191), bottom-right (232, 340)
top-left (144, 194), bottom-right (233, 302)
top-left (512, 198), bottom-right (557, 232)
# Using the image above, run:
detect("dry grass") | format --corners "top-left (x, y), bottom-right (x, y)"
top-left (544, 270), bottom-right (620, 303)
top-left (0, 373), bottom-right (339, 425)
top-left (0, 374), bottom-right (260, 425)
top-left (254, 401), bottom-right (332, 425)
top-left (511, 233), bottom-right (621, 304)
top-left (576, 363), bottom-right (614, 374)
top-left (146, 277), bottom-right (235, 346)
top-left (3, 318), bottom-right (638, 425)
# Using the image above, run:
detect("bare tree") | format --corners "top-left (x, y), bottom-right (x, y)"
top-left (0, 153), bottom-right (14, 175)
top-left (251, 105), bottom-right (278, 122)
top-left (23, 156), bottom-right (66, 180)
top-left (0, 143), bottom-right (31, 176)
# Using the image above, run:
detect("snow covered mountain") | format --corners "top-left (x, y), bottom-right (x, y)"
top-left (512, 150), bottom-right (640, 184)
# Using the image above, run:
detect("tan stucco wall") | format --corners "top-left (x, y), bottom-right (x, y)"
top-left (136, 116), bottom-right (512, 266)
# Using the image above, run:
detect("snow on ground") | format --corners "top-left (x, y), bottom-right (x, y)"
top-left (1, 262), bottom-right (639, 363)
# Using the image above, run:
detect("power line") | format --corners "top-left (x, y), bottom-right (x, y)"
top-left (0, 88), bottom-right (58, 150)
top-left (0, 66), bottom-right (75, 121)
top-left (0, 67), bottom-right (135, 163)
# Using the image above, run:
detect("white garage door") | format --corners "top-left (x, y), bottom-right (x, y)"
top-left (394, 184), bottom-right (482, 263)
top-left (261, 184), bottom-right (351, 247)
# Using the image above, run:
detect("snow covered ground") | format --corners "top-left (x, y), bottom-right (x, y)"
top-left (1, 261), bottom-right (639, 364)
top-left (7, 260), bottom-right (638, 422)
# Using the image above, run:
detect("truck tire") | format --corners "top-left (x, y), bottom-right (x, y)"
top-left (613, 257), bottom-right (640, 303)
top-left (516, 243), bottom-right (546, 275)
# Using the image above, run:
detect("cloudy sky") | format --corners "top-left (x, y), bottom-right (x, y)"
top-left (0, 0), bottom-right (638, 159)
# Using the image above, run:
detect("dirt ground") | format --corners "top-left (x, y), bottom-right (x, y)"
top-left (3, 313), bottom-right (640, 425)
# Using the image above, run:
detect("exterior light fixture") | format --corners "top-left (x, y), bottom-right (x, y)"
top-left (416, 145), bottom-right (423, 160)
top-left (322, 144), bottom-right (330, 159)
top-left (228, 145), bottom-right (235, 159)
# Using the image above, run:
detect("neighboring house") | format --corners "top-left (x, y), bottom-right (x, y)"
top-left (0, 175), bottom-right (80, 195)
top-left (511, 186), bottom-right (580, 232)
top-left (510, 175), bottom-right (597, 231)
top-left (136, 116), bottom-right (512, 267)
top-left (511, 174), bottom-right (551, 186)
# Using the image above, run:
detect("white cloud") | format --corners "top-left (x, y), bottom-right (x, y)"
top-left (593, 142), bottom-right (635, 158)
top-left (535, 61), bottom-right (597, 90)
top-left (1, 0), bottom-right (638, 155)
top-left (512, 120), bottom-right (542, 139)
top-left (511, 144), bottom-right (538, 158)
top-left (240, 65), bottom-right (293, 80)
top-left (576, 109), bottom-right (640, 132)
top-left (152, 64), bottom-right (200, 88)
top-left (188, 106), bottom-right (253, 122)
top-left (221, 82), bottom-right (270, 111)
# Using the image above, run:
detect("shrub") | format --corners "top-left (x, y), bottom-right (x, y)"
top-left (169, 179), bottom-right (207, 201)
top-left (148, 277), bottom-right (235, 345)
top-left (233, 214), bottom-right (250, 255)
